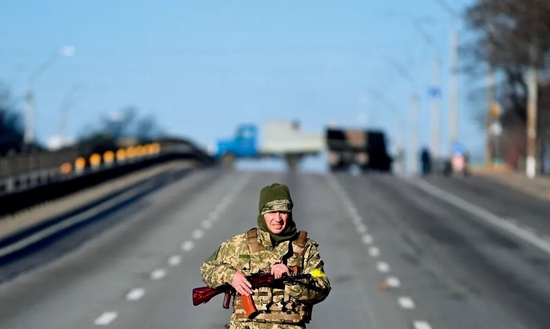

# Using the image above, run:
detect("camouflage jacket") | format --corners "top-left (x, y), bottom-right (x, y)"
top-left (200, 227), bottom-right (331, 328)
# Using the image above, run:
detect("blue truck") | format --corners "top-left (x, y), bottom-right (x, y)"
top-left (213, 121), bottom-right (325, 168)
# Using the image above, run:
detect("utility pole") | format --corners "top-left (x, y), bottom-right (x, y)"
top-left (449, 27), bottom-right (459, 147)
top-left (485, 12), bottom-right (496, 168)
top-left (381, 55), bottom-right (420, 175)
top-left (59, 100), bottom-right (69, 145)
top-left (24, 90), bottom-right (35, 147)
top-left (486, 63), bottom-right (496, 167)
top-left (431, 59), bottom-right (441, 158)
top-left (526, 41), bottom-right (539, 178)
top-left (431, 0), bottom-right (460, 155)
top-left (23, 46), bottom-right (75, 149)
top-left (58, 84), bottom-right (83, 146)
top-left (409, 92), bottom-right (419, 174)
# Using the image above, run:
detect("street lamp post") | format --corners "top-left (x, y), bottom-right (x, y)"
top-left (432, 0), bottom-right (460, 150)
top-left (59, 83), bottom-right (85, 146)
top-left (24, 46), bottom-right (76, 148)
top-left (381, 55), bottom-right (420, 175)
top-left (364, 87), bottom-right (407, 174)
top-left (413, 20), bottom-right (443, 159)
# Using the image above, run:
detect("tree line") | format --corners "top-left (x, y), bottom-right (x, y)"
top-left (0, 80), bottom-right (164, 157)
top-left (464, 0), bottom-right (550, 171)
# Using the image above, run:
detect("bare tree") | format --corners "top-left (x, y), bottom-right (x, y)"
top-left (135, 114), bottom-right (163, 142)
top-left (463, 0), bottom-right (550, 169)
top-left (76, 106), bottom-right (164, 156)
top-left (0, 81), bottom-right (25, 155)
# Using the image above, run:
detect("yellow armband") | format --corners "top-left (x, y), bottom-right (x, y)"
top-left (310, 268), bottom-right (326, 278)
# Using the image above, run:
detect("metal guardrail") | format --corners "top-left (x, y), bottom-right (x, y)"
top-left (0, 138), bottom-right (216, 217)
top-left (0, 148), bottom-right (78, 178)
top-left (0, 138), bottom-right (216, 196)
top-left (0, 143), bottom-right (161, 195)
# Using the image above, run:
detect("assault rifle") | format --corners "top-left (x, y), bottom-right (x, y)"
top-left (192, 270), bottom-right (313, 318)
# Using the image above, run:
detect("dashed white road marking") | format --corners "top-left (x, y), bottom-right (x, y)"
top-left (94, 312), bottom-right (118, 326)
top-left (414, 321), bottom-right (433, 329)
top-left (357, 224), bottom-right (368, 234)
top-left (407, 178), bottom-right (550, 256)
top-left (126, 288), bottom-right (145, 301)
top-left (201, 219), bottom-right (212, 229)
top-left (208, 212), bottom-right (219, 221)
top-left (150, 268), bottom-right (167, 280)
top-left (376, 261), bottom-right (390, 272)
top-left (351, 215), bottom-right (362, 225)
top-left (168, 255), bottom-right (181, 266)
top-left (368, 246), bottom-right (380, 257)
top-left (181, 241), bottom-right (194, 251)
top-left (386, 276), bottom-right (401, 287)
top-left (362, 234), bottom-right (373, 245)
top-left (192, 229), bottom-right (204, 240)
top-left (398, 296), bottom-right (415, 309)
top-left (215, 203), bottom-right (226, 212)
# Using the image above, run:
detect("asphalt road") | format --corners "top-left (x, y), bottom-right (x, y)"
top-left (0, 168), bottom-right (549, 329)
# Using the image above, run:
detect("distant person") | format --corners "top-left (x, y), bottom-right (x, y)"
top-left (451, 142), bottom-right (469, 175)
top-left (420, 147), bottom-right (431, 174)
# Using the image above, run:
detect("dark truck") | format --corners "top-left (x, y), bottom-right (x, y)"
top-left (326, 127), bottom-right (392, 173)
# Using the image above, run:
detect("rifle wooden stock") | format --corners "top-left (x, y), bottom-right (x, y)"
top-left (192, 286), bottom-right (230, 307)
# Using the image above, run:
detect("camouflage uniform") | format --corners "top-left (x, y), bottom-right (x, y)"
top-left (201, 183), bottom-right (331, 329)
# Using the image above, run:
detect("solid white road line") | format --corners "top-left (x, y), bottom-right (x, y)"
top-left (408, 178), bottom-right (550, 256)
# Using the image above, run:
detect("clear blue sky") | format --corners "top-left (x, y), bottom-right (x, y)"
top-left (0, 0), bottom-right (483, 172)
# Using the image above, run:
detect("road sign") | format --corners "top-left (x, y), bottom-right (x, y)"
top-left (428, 86), bottom-right (441, 98)
top-left (490, 122), bottom-right (502, 136)
top-left (490, 102), bottom-right (502, 118)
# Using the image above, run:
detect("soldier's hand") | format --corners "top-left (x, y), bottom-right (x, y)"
top-left (271, 264), bottom-right (289, 279)
top-left (231, 271), bottom-right (252, 296)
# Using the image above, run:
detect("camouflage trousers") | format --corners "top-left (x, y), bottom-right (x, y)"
top-left (225, 322), bottom-right (305, 329)
top-left (225, 315), bottom-right (306, 329)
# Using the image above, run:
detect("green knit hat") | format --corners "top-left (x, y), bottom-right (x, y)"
top-left (258, 183), bottom-right (293, 215)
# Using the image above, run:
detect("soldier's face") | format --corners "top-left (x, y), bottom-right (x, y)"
top-left (263, 211), bottom-right (289, 234)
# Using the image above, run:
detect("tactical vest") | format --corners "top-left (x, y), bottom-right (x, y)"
top-left (232, 228), bottom-right (312, 324)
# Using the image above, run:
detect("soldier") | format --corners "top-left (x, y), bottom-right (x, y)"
top-left (200, 182), bottom-right (331, 328)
